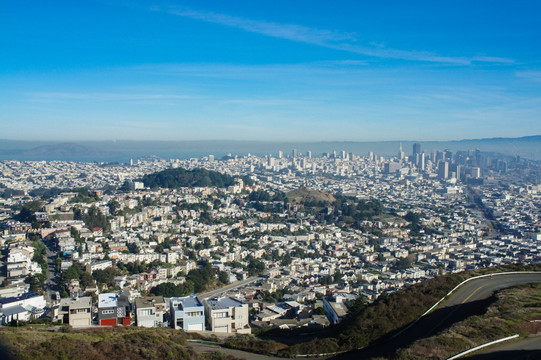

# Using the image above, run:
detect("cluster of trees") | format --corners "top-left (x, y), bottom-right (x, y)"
top-left (225, 257), bottom-right (266, 277)
top-left (258, 287), bottom-right (289, 303)
top-left (117, 260), bottom-right (164, 275)
top-left (150, 281), bottom-right (195, 297)
top-left (404, 211), bottom-right (438, 236)
top-left (140, 167), bottom-right (239, 189)
top-left (29, 187), bottom-right (66, 199)
top-left (92, 267), bottom-right (118, 288)
top-left (15, 200), bottom-right (44, 228)
top-left (68, 187), bottom-right (100, 203)
top-left (74, 206), bottom-right (109, 232)
top-left (248, 189), bottom-right (286, 202)
top-left (25, 241), bottom-right (49, 292)
top-left (58, 263), bottom-right (96, 297)
top-left (246, 256), bottom-right (265, 276)
top-left (150, 262), bottom-right (230, 296)
top-left (185, 262), bottom-right (217, 293)
top-left (1, 188), bottom-right (25, 199)
top-left (330, 195), bottom-right (385, 224)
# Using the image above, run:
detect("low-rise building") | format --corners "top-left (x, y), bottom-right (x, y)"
top-left (57, 296), bottom-right (92, 327)
top-left (0, 292), bottom-right (46, 325)
top-left (322, 293), bottom-right (356, 325)
top-left (170, 296), bottom-right (205, 331)
top-left (97, 293), bottom-right (131, 326)
top-left (134, 296), bottom-right (166, 328)
top-left (203, 296), bottom-right (250, 334)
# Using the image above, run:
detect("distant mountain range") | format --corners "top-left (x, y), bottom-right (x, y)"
top-left (0, 135), bottom-right (539, 162)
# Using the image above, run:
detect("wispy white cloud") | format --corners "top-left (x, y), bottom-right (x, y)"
top-left (516, 71), bottom-right (541, 82)
top-left (220, 98), bottom-right (310, 107)
top-left (28, 92), bottom-right (192, 102)
top-left (156, 5), bottom-right (513, 65)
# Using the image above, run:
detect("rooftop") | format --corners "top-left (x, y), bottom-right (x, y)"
top-left (205, 296), bottom-right (245, 310)
top-left (135, 296), bottom-right (165, 309)
top-left (171, 296), bottom-right (203, 310)
top-left (98, 293), bottom-right (118, 308)
top-left (0, 292), bottom-right (41, 305)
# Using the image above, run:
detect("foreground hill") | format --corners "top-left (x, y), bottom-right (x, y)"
top-left (0, 326), bottom-right (236, 360)
top-left (223, 263), bottom-right (541, 358)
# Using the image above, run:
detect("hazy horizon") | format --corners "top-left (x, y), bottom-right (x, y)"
top-left (1, 135), bottom-right (540, 162)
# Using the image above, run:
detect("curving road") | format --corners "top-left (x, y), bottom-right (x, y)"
top-left (335, 272), bottom-right (541, 359)
top-left (467, 336), bottom-right (541, 359)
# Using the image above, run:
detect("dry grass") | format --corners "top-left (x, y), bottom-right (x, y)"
top-left (0, 326), bottom-right (237, 360)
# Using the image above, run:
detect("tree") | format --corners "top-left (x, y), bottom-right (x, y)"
top-left (150, 281), bottom-right (194, 297)
top-left (70, 227), bottom-right (81, 243)
top-left (80, 272), bottom-right (95, 287)
top-left (92, 267), bottom-right (117, 288)
top-left (395, 257), bottom-right (413, 270)
top-left (25, 274), bottom-right (46, 292)
top-left (107, 200), bottom-right (121, 216)
top-left (280, 253), bottom-right (292, 266)
top-left (218, 271), bottom-right (230, 285)
top-left (247, 257), bottom-right (265, 276)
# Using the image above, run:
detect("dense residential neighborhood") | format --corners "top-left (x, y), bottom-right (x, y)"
top-left (0, 146), bottom-right (540, 334)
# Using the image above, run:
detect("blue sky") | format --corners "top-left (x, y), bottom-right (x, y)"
top-left (1, 0), bottom-right (540, 141)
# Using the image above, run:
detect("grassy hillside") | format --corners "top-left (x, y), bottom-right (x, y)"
top-left (398, 282), bottom-right (541, 359)
top-left (279, 263), bottom-right (541, 356)
top-left (286, 188), bottom-right (335, 206)
top-left (0, 327), bottom-right (236, 360)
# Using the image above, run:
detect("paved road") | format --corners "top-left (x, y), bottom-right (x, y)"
top-left (198, 267), bottom-right (285, 299)
top-left (335, 272), bottom-right (541, 359)
top-left (43, 242), bottom-right (59, 307)
top-left (467, 336), bottom-right (541, 360)
top-left (198, 275), bottom-right (262, 299)
top-left (189, 341), bottom-right (279, 360)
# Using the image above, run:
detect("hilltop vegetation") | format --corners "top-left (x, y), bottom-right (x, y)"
top-left (140, 167), bottom-right (244, 189)
top-left (286, 188), bottom-right (336, 206)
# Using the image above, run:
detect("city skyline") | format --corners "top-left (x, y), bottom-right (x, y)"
top-left (1, 1), bottom-right (540, 141)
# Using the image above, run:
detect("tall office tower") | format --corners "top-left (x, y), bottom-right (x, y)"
top-left (454, 164), bottom-right (461, 181)
top-left (307, 151), bottom-right (312, 159)
top-left (413, 143), bottom-right (421, 157)
top-left (349, 152), bottom-right (354, 161)
top-left (341, 150), bottom-right (347, 159)
top-left (333, 150), bottom-right (337, 158)
top-left (397, 143), bottom-right (404, 160)
top-left (278, 150), bottom-right (283, 159)
top-left (419, 153), bottom-right (425, 171)
top-left (292, 149), bottom-right (298, 158)
top-left (438, 161), bottom-right (449, 179)
top-left (369, 151), bottom-right (374, 161)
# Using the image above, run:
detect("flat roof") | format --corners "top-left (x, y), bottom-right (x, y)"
top-left (98, 293), bottom-right (118, 308)
top-left (0, 292), bottom-right (40, 305)
top-left (171, 296), bottom-right (203, 309)
top-left (135, 296), bottom-right (165, 309)
top-left (205, 296), bottom-right (245, 311)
